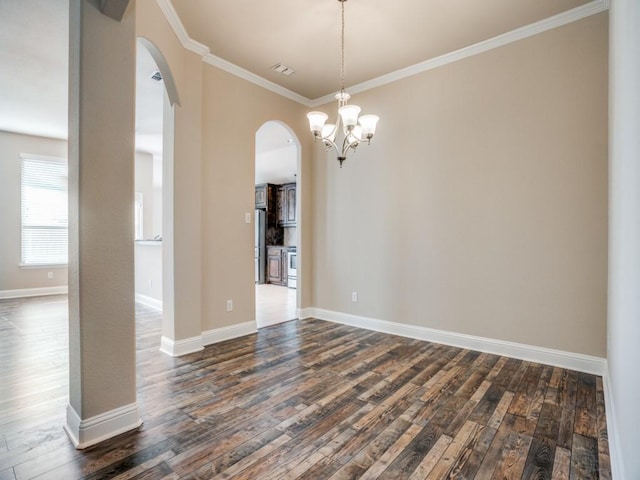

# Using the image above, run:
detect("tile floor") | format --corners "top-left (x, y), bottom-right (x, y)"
top-left (255, 283), bottom-right (297, 328)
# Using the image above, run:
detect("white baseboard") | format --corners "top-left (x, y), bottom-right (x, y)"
top-left (297, 307), bottom-right (314, 320)
top-left (159, 335), bottom-right (204, 357)
top-left (202, 321), bottom-right (257, 346)
top-left (603, 364), bottom-right (624, 480)
top-left (308, 308), bottom-right (606, 376)
top-left (0, 286), bottom-right (68, 299)
top-left (135, 293), bottom-right (163, 310)
top-left (160, 321), bottom-right (256, 356)
top-left (64, 402), bottom-right (142, 450)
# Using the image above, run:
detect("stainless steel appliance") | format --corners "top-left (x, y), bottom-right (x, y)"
top-left (287, 247), bottom-right (297, 289)
top-left (255, 210), bottom-right (266, 283)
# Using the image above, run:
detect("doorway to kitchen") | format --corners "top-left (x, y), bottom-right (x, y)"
top-left (254, 121), bottom-right (300, 328)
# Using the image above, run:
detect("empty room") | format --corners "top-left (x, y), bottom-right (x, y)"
top-left (0, 0), bottom-right (638, 479)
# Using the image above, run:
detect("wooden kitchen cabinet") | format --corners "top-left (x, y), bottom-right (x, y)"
top-left (256, 183), bottom-right (278, 226)
top-left (277, 182), bottom-right (297, 227)
top-left (267, 246), bottom-right (288, 285)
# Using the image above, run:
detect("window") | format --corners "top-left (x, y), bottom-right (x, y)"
top-left (21, 154), bottom-right (68, 266)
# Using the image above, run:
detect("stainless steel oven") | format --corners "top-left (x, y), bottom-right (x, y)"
top-left (287, 249), bottom-right (297, 289)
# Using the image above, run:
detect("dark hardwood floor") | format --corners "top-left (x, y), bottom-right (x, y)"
top-left (0, 295), bottom-right (611, 479)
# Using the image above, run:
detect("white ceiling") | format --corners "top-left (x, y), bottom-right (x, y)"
top-left (0, 0), bottom-right (601, 164)
top-left (255, 122), bottom-right (298, 184)
top-left (0, 0), bottom-right (68, 140)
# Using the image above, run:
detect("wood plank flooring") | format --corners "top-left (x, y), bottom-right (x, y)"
top-left (0, 296), bottom-right (611, 479)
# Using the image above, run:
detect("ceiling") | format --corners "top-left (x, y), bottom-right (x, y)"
top-left (0, 0), bottom-right (600, 161)
top-left (171, 0), bottom-right (593, 100)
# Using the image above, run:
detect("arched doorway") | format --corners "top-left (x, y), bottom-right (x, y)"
top-left (255, 121), bottom-right (302, 328)
top-left (135, 37), bottom-right (179, 351)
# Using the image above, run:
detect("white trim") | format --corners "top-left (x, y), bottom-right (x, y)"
top-left (308, 308), bottom-right (606, 376)
top-left (19, 263), bottom-right (68, 269)
top-left (159, 335), bottom-right (203, 357)
top-left (0, 286), bottom-right (68, 299)
top-left (603, 364), bottom-right (624, 480)
top-left (297, 307), bottom-right (314, 320)
top-left (155, 0), bottom-right (311, 106)
top-left (202, 54), bottom-right (312, 106)
top-left (156, 0), bottom-right (608, 107)
top-left (312, 0), bottom-right (610, 106)
top-left (19, 152), bottom-right (66, 163)
top-left (64, 402), bottom-right (142, 450)
top-left (202, 321), bottom-right (257, 346)
top-left (135, 293), bottom-right (162, 311)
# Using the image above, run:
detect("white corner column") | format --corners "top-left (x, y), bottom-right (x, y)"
top-left (608, 0), bottom-right (640, 477)
top-left (66, 0), bottom-right (140, 449)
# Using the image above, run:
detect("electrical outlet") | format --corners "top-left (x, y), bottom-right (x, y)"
top-left (245, 212), bottom-right (252, 223)
top-left (351, 291), bottom-right (358, 302)
top-left (226, 299), bottom-right (233, 312)
top-left (47, 271), bottom-right (53, 279)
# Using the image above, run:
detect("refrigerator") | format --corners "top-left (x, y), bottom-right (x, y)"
top-left (255, 209), bottom-right (266, 283)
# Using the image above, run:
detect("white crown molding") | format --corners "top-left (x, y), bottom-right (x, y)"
top-left (308, 307), bottom-right (606, 376)
top-left (603, 364), bottom-right (625, 480)
top-left (312, 0), bottom-right (610, 106)
top-left (0, 286), bottom-right (68, 299)
top-left (134, 293), bottom-right (162, 311)
top-left (64, 402), bottom-right (142, 450)
top-left (155, 0), bottom-right (608, 108)
top-left (202, 321), bottom-right (257, 346)
top-left (201, 54), bottom-right (312, 106)
top-left (154, 0), bottom-right (312, 107)
top-left (159, 334), bottom-right (203, 357)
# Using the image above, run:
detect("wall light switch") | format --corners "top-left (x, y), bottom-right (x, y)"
top-left (351, 291), bottom-right (358, 302)
top-left (245, 212), bottom-right (252, 224)
top-left (47, 271), bottom-right (53, 279)
top-left (226, 299), bottom-right (233, 312)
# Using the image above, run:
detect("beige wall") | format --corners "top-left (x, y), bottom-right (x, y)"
top-left (200, 65), bottom-right (312, 331)
top-left (312, 13), bottom-right (608, 357)
top-left (0, 130), bottom-right (68, 292)
top-left (136, 0), bottom-right (313, 341)
top-left (137, 1), bottom-right (606, 357)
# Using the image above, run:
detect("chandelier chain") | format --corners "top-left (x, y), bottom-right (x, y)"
top-left (340, 0), bottom-right (345, 93)
top-left (305, 0), bottom-right (379, 167)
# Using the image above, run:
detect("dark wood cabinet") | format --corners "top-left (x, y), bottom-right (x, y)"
top-left (256, 183), bottom-right (279, 226)
top-left (267, 246), bottom-right (288, 285)
top-left (277, 182), bottom-right (297, 227)
top-left (255, 184), bottom-right (267, 209)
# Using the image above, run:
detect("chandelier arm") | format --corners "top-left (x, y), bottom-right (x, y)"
top-left (342, 135), bottom-right (360, 156)
top-left (313, 135), bottom-right (341, 161)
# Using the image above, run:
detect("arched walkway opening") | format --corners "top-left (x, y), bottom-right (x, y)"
top-left (254, 121), bottom-right (302, 328)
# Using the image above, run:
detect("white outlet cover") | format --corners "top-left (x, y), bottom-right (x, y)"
top-left (245, 212), bottom-right (252, 223)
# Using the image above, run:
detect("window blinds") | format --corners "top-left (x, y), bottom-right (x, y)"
top-left (20, 154), bottom-right (68, 265)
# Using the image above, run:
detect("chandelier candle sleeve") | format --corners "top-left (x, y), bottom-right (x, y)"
top-left (306, 0), bottom-right (380, 167)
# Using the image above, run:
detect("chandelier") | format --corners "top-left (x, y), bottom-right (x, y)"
top-left (306, 0), bottom-right (379, 167)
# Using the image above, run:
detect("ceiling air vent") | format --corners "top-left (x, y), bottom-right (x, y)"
top-left (150, 71), bottom-right (163, 82)
top-left (271, 63), bottom-right (295, 77)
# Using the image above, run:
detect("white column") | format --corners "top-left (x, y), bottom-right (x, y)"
top-left (608, 0), bottom-right (640, 478)
top-left (66, 0), bottom-right (140, 449)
